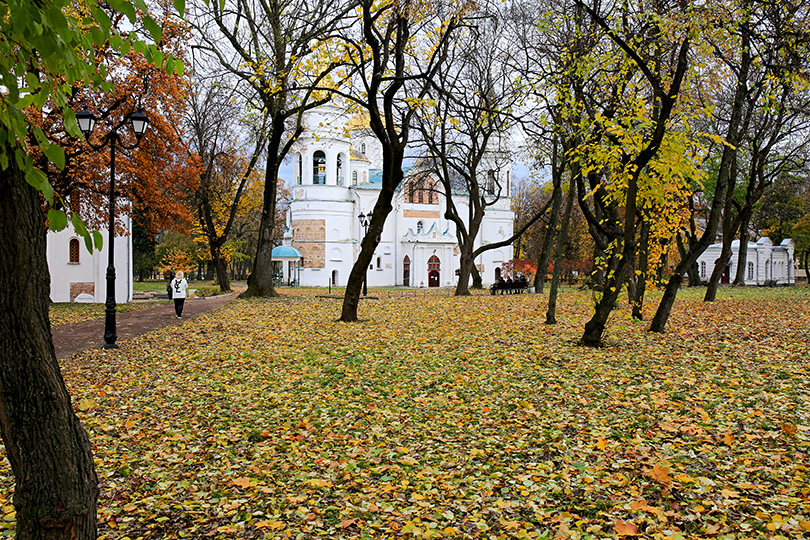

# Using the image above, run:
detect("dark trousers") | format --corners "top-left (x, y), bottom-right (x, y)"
top-left (174, 298), bottom-right (185, 317)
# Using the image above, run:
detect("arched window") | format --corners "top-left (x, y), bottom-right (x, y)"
top-left (361, 143), bottom-right (366, 155)
top-left (408, 182), bottom-right (415, 203)
top-left (376, 256), bottom-right (381, 269)
top-left (747, 261), bottom-right (754, 280)
top-left (336, 153), bottom-right (344, 186)
top-left (296, 153), bottom-right (303, 185)
top-left (313, 151), bottom-right (326, 184)
top-left (69, 238), bottom-right (80, 263)
top-left (428, 181), bottom-right (434, 204)
top-left (486, 170), bottom-right (496, 194)
top-left (700, 261), bottom-right (706, 279)
top-left (417, 180), bottom-right (424, 203)
top-left (416, 220), bottom-right (424, 234)
top-left (352, 171), bottom-right (358, 186)
top-left (403, 255), bottom-right (410, 287)
top-left (363, 171), bottom-right (367, 183)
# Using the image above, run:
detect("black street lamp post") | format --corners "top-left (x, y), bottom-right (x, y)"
top-left (358, 210), bottom-right (373, 296)
top-left (75, 106), bottom-right (149, 349)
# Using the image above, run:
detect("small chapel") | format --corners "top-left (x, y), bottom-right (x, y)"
top-left (279, 104), bottom-right (515, 288)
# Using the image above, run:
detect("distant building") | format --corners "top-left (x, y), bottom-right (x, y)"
top-left (46, 218), bottom-right (133, 303)
top-left (281, 104), bottom-right (514, 288)
top-left (695, 237), bottom-right (795, 285)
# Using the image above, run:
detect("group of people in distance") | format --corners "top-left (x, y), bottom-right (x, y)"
top-left (490, 274), bottom-right (529, 295)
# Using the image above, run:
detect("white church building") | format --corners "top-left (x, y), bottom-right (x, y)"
top-left (280, 104), bottom-right (514, 288)
top-left (695, 237), bottom-right (795, 285)
top-left (46, 219), bottom-right (134, 303)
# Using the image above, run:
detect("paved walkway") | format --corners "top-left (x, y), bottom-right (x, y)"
top-left (52, 291), bottom-right (241, 359)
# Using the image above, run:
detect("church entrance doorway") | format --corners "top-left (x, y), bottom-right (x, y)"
top-left (428, 255), bottom-right (440, 287)
top-left (721, 265), bottom-right (730, 284)
top-left (331, 269), bottom-right (339, 287)
top-left (403, 255), bottom-right (410, 287)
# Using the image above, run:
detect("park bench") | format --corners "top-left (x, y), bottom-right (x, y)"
top-left (490, 278), bottom-right (530, 295)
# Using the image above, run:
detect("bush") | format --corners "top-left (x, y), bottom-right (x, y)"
top-left (193, 285), bottom-right (221, 298)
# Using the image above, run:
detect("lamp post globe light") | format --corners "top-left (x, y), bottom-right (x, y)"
top-left (75, 106), bottom-right (150, 349)
top-left (358, 210), bottom-right (373, 296)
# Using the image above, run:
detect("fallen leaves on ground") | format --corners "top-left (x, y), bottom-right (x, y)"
top-left (2, 286), bottom-right (809, 539)
top-left (49, 302), bottom-right (163, 326)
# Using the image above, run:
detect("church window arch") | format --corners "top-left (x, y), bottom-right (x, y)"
top-left (363, 171), bottom-right (367, 183)
top-left (361, 143), bottom-right (366, 155)
top-left (352, 171), bottom-right (358, 186)
top-left (69, 238), bottom-right (80, 263)
top-left (416, 220), bottom-right (424, 234)
top-left (313, 151), bottom-right (326, 184)
top-left (296, 153), bottom-right (303, 185)
top-left (700, 261), bottom-right (706, 279)
top-left (747, 261), bottom-right (754, 280)
top-left (336, 153), bottom-right (344, 185)
top-left (403, 255), bottom-right (410, 286)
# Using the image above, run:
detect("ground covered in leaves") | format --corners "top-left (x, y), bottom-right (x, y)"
top-left (50, 301), bottom-right (164, 326)
top-left (3, 287), bottom-right (809, 539)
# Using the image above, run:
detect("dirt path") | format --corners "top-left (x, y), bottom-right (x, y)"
top-left (52, 292), bottom-right (240, 359)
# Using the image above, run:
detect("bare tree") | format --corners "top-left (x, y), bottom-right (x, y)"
top-left (333, 0), bottom-right (471, 320)
top-left (189, 0), bottom-right (357, 297)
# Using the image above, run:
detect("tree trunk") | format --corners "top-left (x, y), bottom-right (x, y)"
top-left (632, 220), bottom-right (651, 320)
top-left (704, 237), bottom-right (734, 302)
top-left (211, 243), bottom-right (231, 292)
top-left (454, 216), bottom-right (482, 296)
top-left (471, 264), bottom-right (482, 289)
top-left (0, 151), bottom-right (99, 539)
top-left (546, 175), bottom-right (575, 324)
top-left (534, 172), bottom-right (562, 294)
top-left (340, 152), bottom-right (403, 321)
top-left (454, 244), bottom-right (475, 296)
top-left (581, 255), bottom-right (626, 346)
top-left (732, 217), bottom-right (750, 285)
top-left (241, 127), bottom-right (283, 299)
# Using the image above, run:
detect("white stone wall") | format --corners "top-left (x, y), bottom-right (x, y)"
top-left (47, 216), bottom-right (133, 303)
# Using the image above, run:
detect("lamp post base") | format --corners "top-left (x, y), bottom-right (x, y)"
top-left (102, 343), bottom-right (119, 350)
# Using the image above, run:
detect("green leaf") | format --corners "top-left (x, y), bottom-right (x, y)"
top-left (25, 168), bottom-right (54, 204)
top-left (92, 230), bottom-right (104, 252)
top-left (143, 17), bottom-right (163, 43)
top-left (71, 211), bottom-right (89, 237)
top-left (173, 0), bottom-right (186, 16)
top-left (47, 208), bottom-right (68, 232)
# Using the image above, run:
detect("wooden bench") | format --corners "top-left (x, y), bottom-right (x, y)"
top-left (490, 279), bottom-right (530, 295)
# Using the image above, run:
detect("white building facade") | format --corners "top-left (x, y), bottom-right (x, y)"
top-left (284, 105), bottom-right (514, 288)
top-left (46, 218), bottom-right (134, 303)
top-left (695, 237), bottom-right (795, 285)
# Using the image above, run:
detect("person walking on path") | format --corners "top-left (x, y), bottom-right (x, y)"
top-left (171, 271), bottom-right (188, 318)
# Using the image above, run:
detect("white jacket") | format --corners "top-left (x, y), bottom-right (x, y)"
top-left (171, 278), bottom-right (188, 299)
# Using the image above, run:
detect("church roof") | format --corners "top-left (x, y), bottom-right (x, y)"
top-left (350, 149), bottom-right (369, 162)
top-left (271, 245), bottom-right (303, 259)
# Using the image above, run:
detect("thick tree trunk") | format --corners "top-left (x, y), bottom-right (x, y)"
top-left (454, 218), bottom-right (482, 296)
top-left (0, 153), bottom-right (99, 539)
top-left (340, 153), bottom-right (403, 322)
top-left (546, 175), bottom-right (575, 324)
top-left (241, 129), bottom-right (283, 299)
top-left (211, 243), bottom-right (231, 292)
top-left (454, 245), bottom-right (475, 296)
top-left (471, 265), bottom-right (483, 289)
